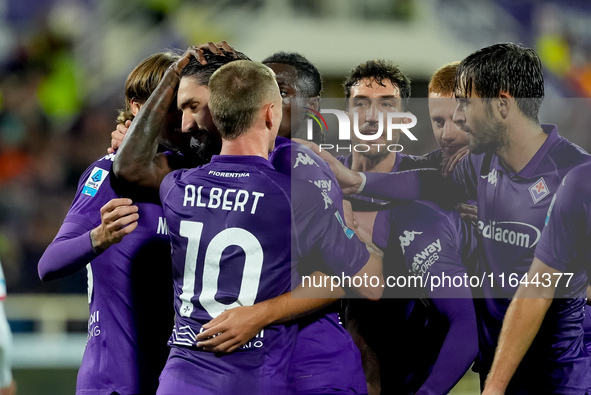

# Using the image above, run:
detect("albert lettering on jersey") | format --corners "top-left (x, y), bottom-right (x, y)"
top-left (182, 185), bottom-right (265, 214)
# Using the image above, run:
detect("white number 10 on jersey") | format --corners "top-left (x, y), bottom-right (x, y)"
top-left (179, 220), bottom-right (264, 319)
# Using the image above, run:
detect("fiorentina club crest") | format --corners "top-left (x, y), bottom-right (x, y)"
top-left (528, 177), bottom-right (549, 204)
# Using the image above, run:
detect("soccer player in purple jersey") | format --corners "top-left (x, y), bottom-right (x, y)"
top-left (114, 53), bottom-right (383, 394)
top-left (426, 61), bottom-right (478, 233)
top-left (37, 52), bottom-right (186, 395)
top-left (426, 62), bottom-right (470, 173)
top-left (112, 47), bottom-right (380, 394)
top-left (311, 43), bottom-right (591, 394)
top-left (261, 52), bottom-right (369, 395)
top-left (332, 59), bottom-right (477, 395)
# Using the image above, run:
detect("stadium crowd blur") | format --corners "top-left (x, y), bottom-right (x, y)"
top-left (1, 0), bottom-right (591, 294)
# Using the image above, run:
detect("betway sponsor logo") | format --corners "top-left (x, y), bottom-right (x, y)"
top-left (477, 220), bottom-right (541, 248)
top-left (312, 179), bottom-right (332, 192)
top-left (411, 239), bottom-right (441, 274)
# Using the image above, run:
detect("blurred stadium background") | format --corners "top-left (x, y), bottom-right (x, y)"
top-left (0, 0), bottom-right (590, 393)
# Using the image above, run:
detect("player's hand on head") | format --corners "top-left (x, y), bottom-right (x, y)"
top-left (442, 145), bottom-right (469, 177)
top-left (108, 120), bottom-right (131, 154)
top-left (176, 41), bottom-right (235, 72)
top-left (216, 40), bottom-right (236, 54)
top-left (194, 41), bottom-right (236, 56)
top-left (455, 202), bottom-right (478, 225)
top-left (172, 46), bottom-right (206, 75)
top-left (90, 198), bottom-right (139, 252)
top-left (196, 305), bottom-right (264, 353)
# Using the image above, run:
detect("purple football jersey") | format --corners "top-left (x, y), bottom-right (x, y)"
top-left (353, 201), bottom-right (477, 395)
top-left (39, 153), bottom-right (173, 395)
top-left (339, 153), bottom-right (477, 394)
top-left (420, 148), bottom-right (446, 170)
top-left (158, 154), bottom-right (369, 394)
top-left (270, 137), bottom-right (367, 394)
top-left (359, 125), bottom-right (591, 392)
top-left (385, 201), bottom-right (478, 394)
top-left (535, 161), bottom-right (591, 276)
top-left (271, 136), bottom-right (345, 215)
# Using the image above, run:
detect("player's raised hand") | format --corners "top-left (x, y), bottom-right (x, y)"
top-left (216, 40), bottom-right (236, 53)
top-left (90, 198), bottom-right (139, 252)
top-left (172, 41), bottom-right (236, 75)
top-left (442, 145), bottom-right (469, 177)
top-left (194, 40), bottom-right (236, 56)
top-left (171, 46), bottom-right (205, 76)
top-left (196, 305), bottom-right (265, 353)
top-left (107, 120), bottom-right (131, 154)
top-left (293, 138), bottom-right (364, 195)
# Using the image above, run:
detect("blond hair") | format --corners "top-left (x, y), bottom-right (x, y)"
top-left (208, 60), bottom-right (278, 140)
top-left (116, 51), bottom-right (179, 124)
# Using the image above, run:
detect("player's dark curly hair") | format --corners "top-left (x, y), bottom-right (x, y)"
top-left (455, 42), bottom-right (544, 123)
top-left (180, 49), bottom-right (250, 85)
top-left (262, 51), bottom-right (323, 98)
top-left (343, 60), bottom-right (411, 110)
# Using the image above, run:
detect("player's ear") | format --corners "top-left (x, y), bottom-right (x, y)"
top-left (497, 92), bottom-right (511, 119)
top-left (131, 99), bottom-right (142, 116)
top-left (265, 102), bottom-right (275, 129)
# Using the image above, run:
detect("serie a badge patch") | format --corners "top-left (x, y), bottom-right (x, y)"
top-left (82, 167), bottom-right (108, 197)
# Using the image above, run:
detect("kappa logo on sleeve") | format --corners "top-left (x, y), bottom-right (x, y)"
top-left (481, 169), bottom-right (498, 187)
top-left (293, 152), bottom-right (320, 168)
top-left (82, 167), bottom-right (108, 197)
top-left (528, 177), bottom-right (549, 204)
top-left (399, 230), bottom-right (423, 254)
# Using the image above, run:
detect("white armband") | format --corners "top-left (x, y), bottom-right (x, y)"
top-left (356, 172), bottom-right (367, 194)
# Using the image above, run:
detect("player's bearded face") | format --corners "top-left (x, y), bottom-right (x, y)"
top-left (467, 101), bottom-right (508, 155)
top-left (178, 80), bottom-right (222, 162)
top-left (158, 104), bottom-right (191, 152)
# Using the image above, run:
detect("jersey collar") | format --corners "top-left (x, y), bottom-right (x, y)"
top-left (209, 154), bottom-right (275, 170)
top-left (491, 124), bottom-right (559, 179)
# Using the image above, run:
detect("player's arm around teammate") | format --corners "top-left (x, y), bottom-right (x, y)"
top-left (113, 46), bottom-right (385, 354)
